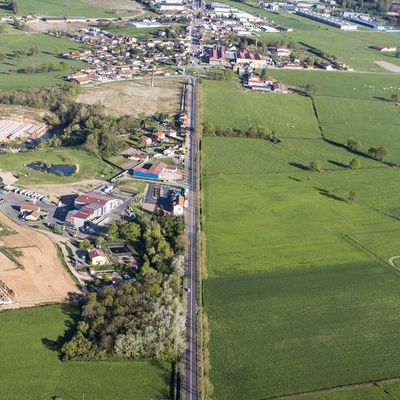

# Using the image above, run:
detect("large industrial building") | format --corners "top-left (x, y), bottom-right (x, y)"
top-left (132, 161), bottom-right (167, 180)
top-left (66, 193), bottom-right (122, 228)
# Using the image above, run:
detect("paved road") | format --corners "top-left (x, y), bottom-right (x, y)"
top-left (184, 75), bottom-right (199, 400)
top-left (183, 1), bottom-right (203, 398)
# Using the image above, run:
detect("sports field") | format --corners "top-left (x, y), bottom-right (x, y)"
top-left (0, 32), bottom-right (84, 91)
top-left (0, 148), bottom-right (118, 184)
top-left (0, 305), bottom-right (171, 400)
top-left (202, 78), bottom-right (400, 399)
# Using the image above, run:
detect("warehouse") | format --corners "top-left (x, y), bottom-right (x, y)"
top-left (132, 162), bottom-right (167, 180)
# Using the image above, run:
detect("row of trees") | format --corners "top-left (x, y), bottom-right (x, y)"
top-left (62, 212), bottom-right (186, 361)
top-left (345, 137), bottom-right (389, 161)
top-left (18, 62), bottom-right (68, 74)
top-left (203, 121), bottom-right (281, 142)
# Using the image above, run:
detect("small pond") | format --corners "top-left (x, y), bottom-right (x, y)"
top-left (27, 162), bottom-right (76, 177)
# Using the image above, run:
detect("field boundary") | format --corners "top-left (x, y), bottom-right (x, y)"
top-left (263, 376), bottom-right (400, 400)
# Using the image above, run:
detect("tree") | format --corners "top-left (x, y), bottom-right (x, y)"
top-left (309, 160), bottom-right (322, 172)
top-left (345, 137), bottom-right (361, 151)
top-left (79, 239), bottom-right (91, 250)
top-left (202, 121), bottom-right (215, 137)
top-left (0, 53), bottom-right (5, 62)
top-left (7, 0), bottom-right (19, 14)
top-left (391, 92), bottom-right (400, 105)
top-left (95, 236), bottom-right (105, 248)
top-left (260, 68), bottom-right (268, 79)
top-left (349, 158), bottom-right (361, 169)
top-left (376, 146), bottom-right (389, 161)
top-left (348, 191), bottom-right (358, 203)
top-left (368, 146), bottom-right (378, 159)
top-left (305, 83), bottom-right (318, 98)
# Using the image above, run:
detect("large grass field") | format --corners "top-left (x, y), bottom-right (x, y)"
top-left (0, 148), bottom-right (119, 184)
top-left (201, 79), bottom-right (321, 138)
top-left (0, 32), bottom-right (85, 91)
top-left (0, 0), bottom-right (137, 17)
top-left (0, 305), bottom-right (171, 400)
top-left (314, 96), bottom-right (400, 164)
top-left (202, 78), bottom-right (400, 399)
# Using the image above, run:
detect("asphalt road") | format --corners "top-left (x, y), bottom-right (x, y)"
top-left (184, 75), bottom-right (199, 400)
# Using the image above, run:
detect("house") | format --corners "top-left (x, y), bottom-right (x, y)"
top-left (88, 249), bottom-right (108, 266)
top-left (173, 195), bottom-right (184, 216)
top-left (25, 211), bottom-right (41, 221)
top-left (119, 148), bottom-right (148, 163)
top-left (236, 51), bottom-right (268, 68)
top-left (153, 131), bottom-right (166, 141)
top-left (20, 204), bottom-right (40, 213)
top-left (371, 45), bottom-right (397, 52)
top-left (132, 161), bottom-right (167, 180)
top-left (275, 45), bottom-right (292, 58)
top-left (167, 128), bottom-right (178, 138)
top-left (141, 135), bottom-right (153, 146)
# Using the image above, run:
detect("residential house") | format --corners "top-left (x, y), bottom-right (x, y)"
top-left (88, 249), bottom-right (108, 266)
top-left (173, 195), bottom-right (185, 216)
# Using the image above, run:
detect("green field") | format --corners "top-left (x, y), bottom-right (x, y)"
top-left (0, 32), bottom-right (84, 91)
top-left (269, 69), bottom-right (400, 101)
top-left (202, 79), bottom-right (321, 137)
top-left (202, 77), bottom-right (400, 399)
top-left (0, 305), bottom-right (171, 400)
top-left (0, 0), bottom-right (136, 17)
top-left (315, 96), bottom-right (400, 164)
top-left (0, 148), bottom-right (119, 184)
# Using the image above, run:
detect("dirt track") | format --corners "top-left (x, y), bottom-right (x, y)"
top-left (0, 214), bottom-right (79, 311)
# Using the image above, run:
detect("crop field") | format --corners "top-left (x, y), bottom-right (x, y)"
top-left (201, 79), bottom-right (320, 137)
top-left (0, 0), bottom-right (140, 17)
top-left (202, 78), bottom-right (400, 399)
top-left (0, 32), bottom-right (84, 91)
top-left (0, 305), bottom-right (171, 400)
top-left (0, 148), bottom-right (118, 184)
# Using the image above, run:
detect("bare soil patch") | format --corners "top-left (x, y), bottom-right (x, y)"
top-left (20, 179), bottom-right (104, 203)
top-left (0, 105), bottom-right (49, 125)
top-left (375, 60), bottom-right (400, 73)
top-left (82, 0), bottom-right (144, 12)
top-left (0, 214), bottom-right (79, 311)
top-left (25, 20), bottom-right (91, 33)
top-left (77, 78), bottom-right (184, 117)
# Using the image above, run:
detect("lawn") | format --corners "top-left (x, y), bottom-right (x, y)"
top-left (314, 96), bottom-right (400, 164)
top-left (0, 148), bottom-right (119, 184)
top-left (0, 305), bottom-right (171, 400)
top-left (0, 0), bottom-right (137, 17)
top-left (0, 32), bottom-right (84, 91)
top-left (201, 79), bottom-right (321, 138)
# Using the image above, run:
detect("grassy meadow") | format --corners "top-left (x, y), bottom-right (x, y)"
top-left (0, 32), bottom-right (85, 91)
top-left (0, 148), bottom-right (119, 184)
top-left (202, 77), bottom-right (400, 399)
top-left (0, 0), bottom-right (136, 17)
top-left (201, 79), bottom-right (321, 137)
top-left (0, 305), bottom-right (171, 400)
